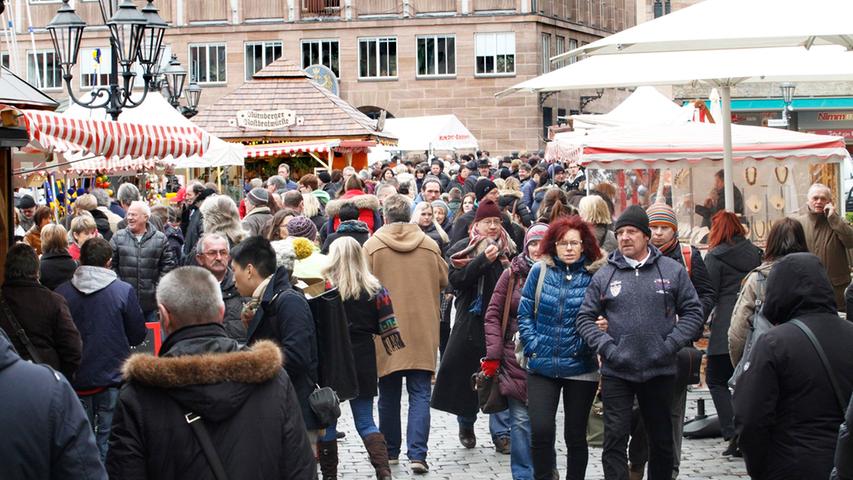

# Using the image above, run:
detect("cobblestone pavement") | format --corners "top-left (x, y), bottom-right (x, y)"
top-left (336, 387), bottom-right (749, 479)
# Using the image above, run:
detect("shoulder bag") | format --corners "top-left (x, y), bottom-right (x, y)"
top-left (790, 319), bottom-right (847, 415)
top-left (514, 261), bottom-right (547, 370)
top-left (0, 290), bottom-right (44, 364)
top-left (474, 272), bottom-right (514, 414)
top-left (729, 270), bottom-right (770, 390)
top-left (185, 412), bottom-right (229, 480)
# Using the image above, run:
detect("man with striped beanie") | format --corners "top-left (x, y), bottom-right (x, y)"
top-left (627, 202), bottom-right (716, 479)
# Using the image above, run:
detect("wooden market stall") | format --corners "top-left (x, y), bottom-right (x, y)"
top-left (193, 58), bottom-right (396, 179)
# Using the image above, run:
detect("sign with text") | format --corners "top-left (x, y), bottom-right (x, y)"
top-left (231, 110), bottom-right (304, 130)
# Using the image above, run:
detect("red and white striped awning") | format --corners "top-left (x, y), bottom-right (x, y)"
top-left (245, 140), bottom-right (340, 159)
top-left (20, 109), bottom-right (207, 161)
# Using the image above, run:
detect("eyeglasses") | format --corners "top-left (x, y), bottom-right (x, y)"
top-left (555, 240), bottom-right (583, 249)
top-left (479, 218), bottom-right (501, 227)
top-left (202, 249), bottom-right (229, 258)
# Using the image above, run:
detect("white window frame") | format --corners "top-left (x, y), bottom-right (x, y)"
top-left (188, 43), bottom-right (227, 85)
top-left (555, 35), bottom-right (565, 69)
top-left (568, 38), bottom-right (578, 64)
top-left (358, 36), bottom-right (398, 80)
top-left (244, 41), bottom-right (283, 81)
top-left (1, 52), bottom-right (10, 69)
top-left (27, 0), bottom-right (61, 3)
top-left (541, 33), bottom-right (551, 74)
top-left (474, 32), bottom-right (516, 77)
top-left (301, 39), bottom-right (340, 77)
top-left (416, 34), bottom-right (456, 79)
top-left (78, 46), bottom-right (112, 90)
top-left (26, 50), bottom-right (62, 91)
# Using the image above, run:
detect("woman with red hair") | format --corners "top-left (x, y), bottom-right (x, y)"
top-left (517, 216), bottom-right (607, 480)
top-left (704, 211), bottom-right (762, 457)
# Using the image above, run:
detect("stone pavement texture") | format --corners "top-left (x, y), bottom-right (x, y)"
top-left (336, 388), bottom-right (749, 479)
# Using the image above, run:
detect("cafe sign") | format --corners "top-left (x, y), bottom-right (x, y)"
top-left (230, 110), bottom-right (305, 130)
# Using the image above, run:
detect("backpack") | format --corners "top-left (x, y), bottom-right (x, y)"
top-left (728, 270), bottom-right (771, 390)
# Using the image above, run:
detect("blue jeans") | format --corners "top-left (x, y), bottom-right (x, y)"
top-left (378, 370), bottom-right (432, 461)
top-left (78, 387), bottom-right (120, 462)
top-left (320, 396), bottom-right (382, 441)
top-left (457, 409), bottom-right (512, 441)
top-left (508, 398), bottom-right (534, 480)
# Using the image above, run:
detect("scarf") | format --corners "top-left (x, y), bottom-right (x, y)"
top-left (374, 288), bottom-right (406, 355)
top-left (449, 223), bottom-right (515, 269)
top-left (240, 275), bottom-right (273, 329)
top-left (658, 237), bottom-right (679, 256)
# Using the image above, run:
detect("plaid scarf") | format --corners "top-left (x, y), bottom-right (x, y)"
top-left (374, 288), bottom-right (405, 355)
top-left (449, 224), bottom-right (515, 269)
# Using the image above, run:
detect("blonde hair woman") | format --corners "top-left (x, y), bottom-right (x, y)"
top-left (38, 223), bottom-right (77, 290)
top-left (319, 237), bottom-right (404, 480)
top-left (69, 213), bottom-right (98, 261)
top-left (200, 194), bottom-right (248, 246)
top-left (578, 195), bottom-right (617, 252)
top-left (411, 202), bottom-right (449, 254)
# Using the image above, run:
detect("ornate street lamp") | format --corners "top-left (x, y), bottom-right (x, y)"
top-left (162, 54), bottom-right (187, 108)
top-left (184, 82), bottom-right (202, 118)
top-left (47, 0), bottom-right (167, 120)
top-left (780, 82), bottom-right (796, 127)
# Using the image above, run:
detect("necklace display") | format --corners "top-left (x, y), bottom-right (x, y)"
top-left (745, 167), bottom-right (758, 186)
top-left (775, 166), bottom-right (789, 184)
top-left (754, 220), bottom-right (767, 241)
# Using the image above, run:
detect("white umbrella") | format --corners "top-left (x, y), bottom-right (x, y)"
top-left (556, 0), bottom-right (853, 60)
top-left (499, 45), bottom-right (853, 210)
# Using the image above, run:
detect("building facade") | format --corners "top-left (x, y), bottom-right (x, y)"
top-left (3, 0), bottom-right (636, 155)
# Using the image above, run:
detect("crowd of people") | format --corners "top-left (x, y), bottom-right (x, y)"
top-left (2, 152), bottom-right (853, 480)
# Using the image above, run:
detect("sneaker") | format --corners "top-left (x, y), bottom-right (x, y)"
top-left (388, 457), bottom-right (399, 465)
top-left (494, 436), bottom-right (511, 454)
top-left (411, 460), bottom-right (429, 474)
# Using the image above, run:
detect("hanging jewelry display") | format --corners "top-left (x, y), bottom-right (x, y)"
top-left (753, 220), bottom-right (768, 242)
top-left (674, 169), bottom-right (690, 189)
top-left (774, 166), bottom-right (789, 184)
top-left (770, 194), bottom-right (785, 211)
top-left (745, 166), bottom-right (758, 186)
top-left (747, 194), bottom-right (763, 213)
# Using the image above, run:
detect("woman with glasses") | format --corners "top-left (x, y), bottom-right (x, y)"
top-left (433, 199), bottom-right (517, 454)
top-left (517, 216), bottom-right (606, 480)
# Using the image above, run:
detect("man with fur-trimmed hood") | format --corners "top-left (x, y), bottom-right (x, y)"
top-left (106, 267), bottom-right (315, 479)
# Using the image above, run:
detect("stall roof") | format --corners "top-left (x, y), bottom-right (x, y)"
top-left (0, 67), bottom-right (59, 110)
top-left (193, 58), bottom-right (395, 144)
top-left (382, 115), bottom-right (478, 152)
top-left (570, 87), bottom-right (689, 129)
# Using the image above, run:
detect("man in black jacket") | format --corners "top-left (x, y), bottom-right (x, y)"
top-left (195, 233), bottom-right (247, 342)
top-left (106, 267), bottom-right (315, 479)
top-left (734, 253), bottom-right (853, 480)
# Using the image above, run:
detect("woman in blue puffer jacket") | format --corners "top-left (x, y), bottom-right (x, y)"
top-left (517, 215), bottom-right (606, 480)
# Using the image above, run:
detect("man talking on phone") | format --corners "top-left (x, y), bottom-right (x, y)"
top-left (796, 183), bottom-right (853, 312)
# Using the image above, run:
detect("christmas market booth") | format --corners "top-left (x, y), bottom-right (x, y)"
top-left (192, 58), bottom-right (396, 180)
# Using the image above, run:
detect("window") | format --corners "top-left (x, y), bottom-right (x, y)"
top-left (416, 35), bottom-right (456, 78)
top-left (555, 36), bottom-right (565, 69)
top-left (1, 53), bottom-right (9, 69)
top-left (541, 33), bottom-right (551, 74)
top-left (543, 106), bottom-right (553, 139)
top-left (27, 50), bottom-right (61, 90)
top-left (301, 39), bottom-right (340, 77)
top-left (245, 41), bottom-right (282, 81)
top-left (557, 108), bottom-right (567, 125)
top-left (475, 32), bottom-right (515, 76)
top-left (568, 38), bottom-right (578, 64)
top-left (78, 47), bottom-right (111, 89)
top-left (189, 43), bottom-right (227, 84)
top-left (358, 37), bottom-right (397, 79)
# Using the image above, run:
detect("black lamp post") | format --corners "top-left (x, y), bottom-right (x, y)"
top-left (780, 82), bottom-right (796, 128)
top-left (47, 0), bottom-right (167, 121)
top-left (160, 53), bottom-right (201, 118)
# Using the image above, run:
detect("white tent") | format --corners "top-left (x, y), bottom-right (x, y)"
top-left (64, 92), bottom-right (245, 172)
top-left (382, 114), bottom-right (478, 152)
top-left (570, 86), bottom-right (689, 130)
top-left (556, 0), bottom-right (853, 60)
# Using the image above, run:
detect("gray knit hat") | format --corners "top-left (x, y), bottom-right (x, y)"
top-left (247, 187), bottom-right (269, 205)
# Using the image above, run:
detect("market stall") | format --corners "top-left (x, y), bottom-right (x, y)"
top-left (193, 58), bottom-right (395, 179)
top-left (382, 114), bottom-right (478, 155)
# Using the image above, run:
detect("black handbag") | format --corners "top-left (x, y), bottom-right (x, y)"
top-left (473, 272), bottom-right (514, 414)
top-left (309, 385), bottom-right (341, 428)
top-left (307, 288), bottom-right (359, 401)
top-left (676, 345), bottom-right (704, 387)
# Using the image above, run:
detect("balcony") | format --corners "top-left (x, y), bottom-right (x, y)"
top-left (302, 0), bottom-right (342, 18)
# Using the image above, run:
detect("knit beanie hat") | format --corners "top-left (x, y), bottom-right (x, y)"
top-left (614, 205), bottom-right (651, 238)
top-left (431, 199), bottom-right (452, 222)
top-left (474, 199), bottom-right (502, 223)
top-left (646, 202), bottom-right (678, 231)
top-left (286, 215), bottom-right (318, 240)
top-left (247, 187), bottom-right (269, 206)
top-left (318, 171), bottom-right (332, 184)
top-left (474, 178), bottom-right (497, 202)
top-left (17, 195), bottom-right (36, 209)
top-left (524, 223), bottom-right (549, 252)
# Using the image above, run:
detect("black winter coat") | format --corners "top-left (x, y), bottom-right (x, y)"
top-left (734, 253), bottom-right (853, 480)
top-left (220, 269), bottom-right (248, 343)
top-left (704, 236), bottom-right (762, 355)
top-left (90, 208), bottom-right (113, 241)
top-left (431, 238), bottom-right (507, 417)
top-left (0, 279), bottom-right (82, 379)
top-left (246, 267), bottom-right (320, 429)
top-left (39, 250), bottom-right (77, 290)
top-left (321, 220), bottom-right (370, 254)
top-left (0, 331), bottom-right (106, 480)
top-left (110, 224), bottom-right (177, 313)
top-left (106, 323), bottom-right (316, 479)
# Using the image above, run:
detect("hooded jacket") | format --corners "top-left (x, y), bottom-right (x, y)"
top-left (499, 190), bottom-right (533, 227)
top-left (518, 254), bottom-right (606, 380)
top-left (576, 246), bottom-right (704, 383)
top-left (704, 236), bottom-right (763, 356)
top-left (38, 249), bottom-right (77, 290)
top-left (55, 266), bottom-right (146, 390)
top-left (241, 206), bottom-right (273, 238)
top-left (364, 223), bottom-right (448, 376)
top-left (324, 190), bottom-right (382, 234)
top-left (106, 323), bottom-right (316, 479)
top-left (0, 331), bottom-right (106, 480)
top-left (733, 253), bottom-right (853, 480)
top-left (321, 219), bottom-right (370, 254)
top-left (110, 223), bottom-right (177, 313)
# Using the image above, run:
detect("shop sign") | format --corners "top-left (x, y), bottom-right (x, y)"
top-left (438, 133), bottom-right (471, 141)
top-left (230, 110), bottom-right (305, 130)
top-left (799, 111), bottom-right (853, 130)
top-left (817, 112), bottom-right (853, 122)
top-left (803, 129), bottom-right (853, 140)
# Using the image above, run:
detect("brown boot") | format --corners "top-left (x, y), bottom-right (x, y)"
top-left (317, 440), bottom-right (338, 479)
top-left (363, 432), bottom-right (393, 480)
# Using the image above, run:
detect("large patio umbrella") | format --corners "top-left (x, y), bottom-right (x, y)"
top-left (555, 0), bottom-right (853, 60)
top-left (498, 45), bottom-right (853, 210)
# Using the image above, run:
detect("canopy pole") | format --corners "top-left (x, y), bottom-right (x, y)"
top-left (721, 85), bottom-right (735, 212)
top-left (216, 166), bottom-right (222, 192)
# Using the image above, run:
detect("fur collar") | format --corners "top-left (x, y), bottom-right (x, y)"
top-left (325, 194), bottom-right (380, 218)
top-left (122, 340), bottom-right (282, 387)
top-left (541, 254), bottom-right (607, 274)
top-left (499, 189), bottom-right (523, 200)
